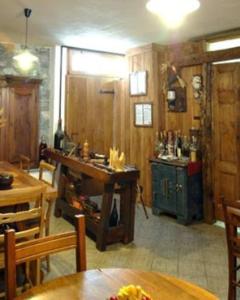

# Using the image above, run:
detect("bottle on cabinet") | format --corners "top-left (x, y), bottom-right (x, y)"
top-left (54, 119), bottom-right (64, 150)
top-left (109, 198), bottom-right (119, 227)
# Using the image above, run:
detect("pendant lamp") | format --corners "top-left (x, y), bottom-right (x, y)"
top-left (146, 0), bottom-right (200, 28)
top-left (13, 8), bottom-right (39, 72)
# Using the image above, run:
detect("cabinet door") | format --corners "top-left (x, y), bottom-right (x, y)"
top-left (176, 167), bottom-right (188, 218)
top-left (152, 163), bottom-right (162, 210)
top-left (152, 163), bottom-right (177, 213)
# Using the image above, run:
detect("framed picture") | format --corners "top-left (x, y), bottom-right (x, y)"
top-left (134, 102), bottom-right (153, 127)
top-left (129, 71), bottom-right (147, 96)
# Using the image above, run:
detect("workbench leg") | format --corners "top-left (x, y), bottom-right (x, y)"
top-left (123, 181), bottom-right (137, 244)
top-left (96, 184), bottom-right (114, 251)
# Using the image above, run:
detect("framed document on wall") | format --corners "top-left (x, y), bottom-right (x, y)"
top-left (129, 71), bottom-right (147, 96)
top-left (134, 102), bottom-right (152, 127)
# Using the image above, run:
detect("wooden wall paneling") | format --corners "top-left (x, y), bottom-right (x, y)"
top-left (165, 65), bottom-right (203, 135)
top-left (126, 45), bottom-right (165, 206)
top-left (113, 79), bottom-right (130, 161)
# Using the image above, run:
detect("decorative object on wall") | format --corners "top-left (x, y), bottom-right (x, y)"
top-left (192, 75), bottom-right (203, 100)
top-left (0, 107), bottom-right (6, 128)
top-left (134, 102), bottom-right (153, 127)
top-left (13, 8), bottom-right (39, 72)
top-left (146, 0), bottom-right (200, 29)
top-left (129, 71), bottom-right (147, 96)
top-left (167, 87), bottom-right (187, 112)
top-left (166, 64), bottom-right (187, 112)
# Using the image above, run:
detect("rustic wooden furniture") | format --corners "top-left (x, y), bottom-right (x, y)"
top-left (150, 158), bottom-right (203, 224)
top-left (221, 197), bottom-right (240, 300)
top-left (19, 155), bottom-right (31, 173)
top-left (0, 161), bottom-right (46, 204)
top-left (38, 160), bottom-right (58, 272)
top-left (0, 75), bottom-right (41, 167)
top-left (45, 148), bottom-right (140, 251)
top-left (15, 268), bottom-right (218, 300)
top-left (4, 214), bottom-right (86, 300)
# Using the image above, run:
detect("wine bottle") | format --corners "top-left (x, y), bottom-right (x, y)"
top-left (177, 131), bottom-right (182, 158)
top-left (39, 135), bottom-right (47, 161)
top-left (109, 198), bottom-right (118, 227)
top-left (54, 119), bottom-right (64, 150)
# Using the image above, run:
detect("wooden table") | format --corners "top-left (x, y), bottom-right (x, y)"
top-left (16, 268), bottom-right (219, 300)
top-left (45, 148), bottom-right (140, 251)
top-left (0, 161), bottom-right (46, 206)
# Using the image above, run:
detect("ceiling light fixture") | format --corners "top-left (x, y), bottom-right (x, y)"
top-left (146, 0), bottom-right (200, 28)
top-left (13, 8), bottom-right (39, 72)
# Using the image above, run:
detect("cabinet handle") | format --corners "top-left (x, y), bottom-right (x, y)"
top-left (176, 184), bottom-right (183, 192)
top-left (165, 179), bottom-right (169, 197)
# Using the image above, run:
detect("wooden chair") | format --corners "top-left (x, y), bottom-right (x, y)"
top-left (19, 155), bottom-right (31, 173)
top-left (39, 160), bottom-right (58, 272)
top-left (221, 197), bottom-right (240, 300)
top-left (4, 214), bottom-right (86, 300)
top-left (0, 189), bottom-right (44, 297)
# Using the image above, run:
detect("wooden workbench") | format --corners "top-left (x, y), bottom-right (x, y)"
top-left (45, 149), bottom-right (140, 251)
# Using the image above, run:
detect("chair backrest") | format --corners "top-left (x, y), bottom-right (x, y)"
top-left (0, 189), bottom-right (44, 246)
top-left (39, 160), bottom-right (56, 187)
top-left (4, 214), bottom-right (86, 300)
top-left (221, 197), bottom-right (240, 257)
top-left (19, 155), bottom-right (31, 173)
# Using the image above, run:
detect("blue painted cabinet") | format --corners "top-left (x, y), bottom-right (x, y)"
top-left (151, 160), bottom-right (203, 224)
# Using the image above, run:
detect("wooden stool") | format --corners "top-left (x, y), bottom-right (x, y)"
top-left (19, 154), bottom-right (31, 173)
top-left (39, 160), bottom-right (58, 272)
top-left (221, 196), bottom-right (240, 300)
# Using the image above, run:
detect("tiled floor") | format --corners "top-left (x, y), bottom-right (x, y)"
top-left (45, 204), bottom-right (228, 300)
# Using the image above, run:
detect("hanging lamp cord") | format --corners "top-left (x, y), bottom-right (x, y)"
top-left (25, 15), bottom-right (28, 48)
top-left (24, 8), bottom-right (32, 49)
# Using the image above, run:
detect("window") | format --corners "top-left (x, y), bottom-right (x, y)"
top-left (207, 37), bottom-right (240, 52)
top-left (69, 49), bottom-right (126, 78)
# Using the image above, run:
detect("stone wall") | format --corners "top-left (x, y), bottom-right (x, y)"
top-left (0, 42), bottom-right (53, 144)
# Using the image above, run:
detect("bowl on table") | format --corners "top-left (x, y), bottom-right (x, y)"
top-left (0, 173), bottom-right (14, 189)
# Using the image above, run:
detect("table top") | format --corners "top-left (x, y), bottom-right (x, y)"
top-left (16, 268), bottom-right (218, 300)
top-left (0, 161), bottom-right (46, 206)
top-left (45, 148), bottom-right (140, 184)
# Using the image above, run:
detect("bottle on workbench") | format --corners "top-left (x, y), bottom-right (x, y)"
top-left (39, 135), bottom-right (47, 161)
top-left (109, 198), bottom-right (118, 227)
top-left (54, 118), bottom-right (64, 150)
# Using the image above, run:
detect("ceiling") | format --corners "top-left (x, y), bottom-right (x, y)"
top-left (0, 0), bottom-right (239, 54)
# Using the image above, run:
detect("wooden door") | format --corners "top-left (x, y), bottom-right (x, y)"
top-left (65, 75), bottom-right (115, 155)
top-left (212, 63), bottom-right (240, 219)
top-left (8, 83), bottom-right (39, 164)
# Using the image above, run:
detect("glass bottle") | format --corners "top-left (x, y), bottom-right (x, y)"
top-left (182, 135), bottom-right (190, 157)
top-left (167, 130), bottom-right (174, 156)
top-left (54, 119), bottom-right (64, 150)
top-left (39, 135), bottom-right (47, 161)
top-left (154, 131), bottom-right (160, 158)
top-left (176, 130), bottom-right (182, 158)
top-left (158, 131), bottom-right (165, 158)
top-left (190, 136), bottom-right (197, 162)
top-left (109, 198), bottom-right (118, 227)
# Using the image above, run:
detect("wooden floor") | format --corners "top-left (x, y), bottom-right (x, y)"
top-left (44, 204), bottom-right (228, 300)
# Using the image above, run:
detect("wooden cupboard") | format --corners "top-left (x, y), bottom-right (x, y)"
top-left (0, 75), bottom-right (41, 166)
top-left (151, 159), bottom-right (203, 224)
